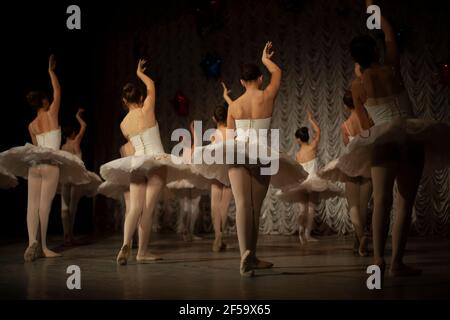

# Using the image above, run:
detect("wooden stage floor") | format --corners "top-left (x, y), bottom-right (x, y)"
top-left (0, 234), bottom-right (449, 300)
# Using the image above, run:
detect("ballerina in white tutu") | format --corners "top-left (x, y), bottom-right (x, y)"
top-left (167, 121), bottom-right (208, 242)
top-left (60, 108), bottom-right (102, 246)
top-left (276, 110), bottom-right (343, 244)
top-left (340, 89), bottom-right (373, 256)
top-left (0, 55), bottom-right (89, 262)
top-left (321, 0), bottom-right (450, 277)
top-left (209, 89), bottom-right (233, 252)
top-left (100, 59), bottom-right (193, 265)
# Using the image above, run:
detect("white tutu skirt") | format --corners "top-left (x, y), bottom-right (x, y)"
top-left (100, 153), bottom-right (194, 186)
top-left (0, 143), bottom-right (90, 184)
top-left (97, 181), bottom-right (128, 201)
top-left (275, 174), bottom-right (343, 203)
top-left (192, 140), bottom-right (308, 188)
top-left (319, 118), bottom-right (450, 182)
top-left (58, 171), bottom-right (103, 197)
top-left (0, 166), bottom-right (18, 189)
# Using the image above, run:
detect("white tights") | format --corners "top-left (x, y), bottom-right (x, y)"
top-left (61, 184), bottom-right (82, 243)
top-left (297, 193), bottom-right (319, 242)
top-left (27, 164), bottom-right (60, 253)
top-left (345, 178), bottom-right (372, 241)
top-left (122, 167), bottom-right (165, 257)
top-left (210, 182), bottom-right (232, 240)
top-left (229, 166), bottom-right (270, 258)
top-left (179, 191), bottom-right (202, 236)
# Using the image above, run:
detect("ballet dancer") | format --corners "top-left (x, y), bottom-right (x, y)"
top-left (321, 0), bottom-right (450, 278)
top-left (210, 85), bottom-right (233, 252)
top-left (0, 55), bottom-right (89, 261)
top-left (276, 110), bottom-right (343, 244)
top-left (60, 108), bottom-right (102, 246)
top-left (341, 89), bottom-right (373, 256)
top-left (167, 121), bottom-right (207, 242)
top-left (100, 59), bottom-right (200, 265)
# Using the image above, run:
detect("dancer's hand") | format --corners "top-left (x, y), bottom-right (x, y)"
top-left (76, 108), bottom-right (85, 118)
top-left (137, 59), bottom-right (147, 74)
top-left (262, 41), bottom-right (275, 63)
top-left (221, 82), bottom-right (231, 97)
top-left (48, 54), bottom-right (56, 72)
top-left (307, 109), bottom-right (314, 121)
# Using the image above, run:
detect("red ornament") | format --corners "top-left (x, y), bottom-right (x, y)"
top-left (173, 92), bottom-right (189, 116)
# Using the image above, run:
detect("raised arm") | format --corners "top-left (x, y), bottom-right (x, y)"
top-left (48, 54), bottom-right (61, 116)
top-left (74, 108), bottom-right (87, 143)
top-left (366, 0), bottom-right (399, 66)
top-left (261, 41), bottom-right (282, 99)
top-left (136, 59), bottom-right (156, 113)
top-left (307, 109), bottom-right (321, 148)
top-left (221, 82), bottom-right (233, 105)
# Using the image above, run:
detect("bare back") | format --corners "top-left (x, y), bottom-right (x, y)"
top-left (296, 143), bottom-right (317, 164)
top-left (61, 138), bottom-right (81, 155)
top-left (229, 90), bottom-right (274, 121)
top-left (362, 65), bottom-right (402, 103)
top-left (120, 108), bottom-right (156, 139)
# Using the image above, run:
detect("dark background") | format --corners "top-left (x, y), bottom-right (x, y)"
top-left (1, 0), bottom-right (449, 243)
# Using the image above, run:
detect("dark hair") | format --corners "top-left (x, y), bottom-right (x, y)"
top-left (122, 83), bottom-right (142, 105)
top-left (26, 91), bottom-right (47, 109)
top-left (62, 124), bottom-right (76, 139)
top-left (295, 127), bottom-right (309, 142)
top-left (350, 35), bottom-right (377, 69)
top-left (240, 63), bottom-right (262, 81)
top-left (343, 90), bottom-right (354, 109)
top-left (213, 105), bottom-right (228, 124)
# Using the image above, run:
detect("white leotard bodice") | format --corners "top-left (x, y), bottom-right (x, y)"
top-left (235, 117), bottom-right (272, 142)
top-left (300, 158), bottom-right (318, 176)
top-left (129, 123), bottom-right (165, 156)
top-left (36, 129), bottom-right (61, 150)
top-left (365, 91), bottom-right (414, 125)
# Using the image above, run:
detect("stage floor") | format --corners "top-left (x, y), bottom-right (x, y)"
top-left (0, 234), bottom-right (449, 300)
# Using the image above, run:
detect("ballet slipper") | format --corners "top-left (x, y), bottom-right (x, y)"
top-left (42, 248), bottom-right (62, 258)
top-left (358, 236), bottom-right (369, 257)
top-left (136, 253), bottom-right (162, 263)
top-left (250, 257), bottom-right (274, 269)
top-left (117, 245), bottom-right (130, 265)
top-left (24, 242), bottom-right (39, 262)
top-left (389, 263), bottom-right (422, 277)
top-left (192, 234), bottom-right (203, 241)
top-left (240, 250), bottom-right (255, 277)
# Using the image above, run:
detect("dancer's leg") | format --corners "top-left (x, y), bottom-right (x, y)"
top-left (371, 163), bottom-right (396, 269)
top-left (305, 193), bottom-right (319, 242)
top-left (38, 164), bottom-right (61, 258)
top-left (211, 182), bottom-right (223, 250)
top-left (137, 167), bottom-right (165, 261)
top-left (25, 166), bottom-right (42, 261)
top-left (358, 178), bottom-right (372, 255)
top-left (189, 194), bottom-right (202, 240)
top-left (249, 171), bottom-right (270, 259)
top-left (390, 142), bottom-right (424, 276)
top-left (117, 177), bottom-right (145, 265)
top-left (61, 183), bottom-right (72, 245)
top-left (68, 185), bottom-right (82, 240)
top-left (346, 180), bottom-right (364, 239)
top-left (220, 186), bottom-right (232, 231)
top-left (297, 196), bottom-right (308, 245)
top-left (229, 167), bottom-right (252, 257)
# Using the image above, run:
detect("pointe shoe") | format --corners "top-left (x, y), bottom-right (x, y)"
top-left (389, 264), bottom-right (422, 277)
top-left (212, 235), bottom-right (227, 252)
top-left (240, 250), bottom-right (255, 277)
top-left (24, 242), bottom-right (39, 262)
top-left (43, 248), bottom-right (62, 258)
top-left (136, 253), bottom-right (162, 263)
top-left (358, 236), bottom-right (369, 257)
top-left (117, 245), bottom-right (130, 265)
top-left (251, 257), bottom-right (274, 269)
top-left (192, 234), bottom-right (203, 241)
